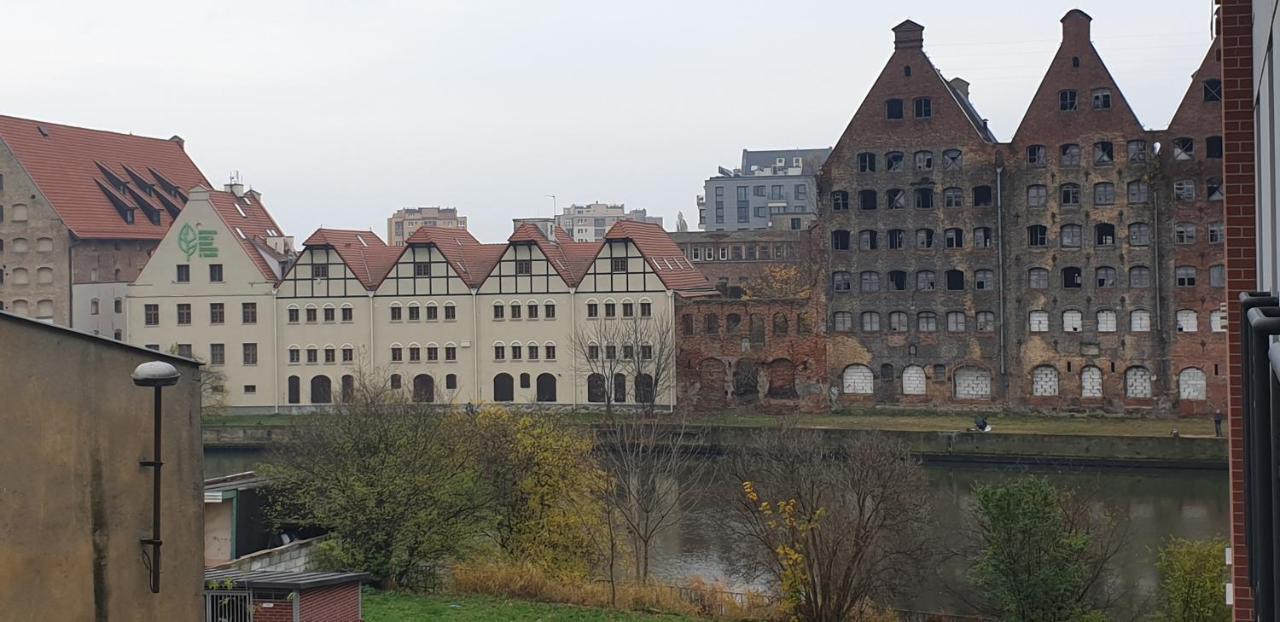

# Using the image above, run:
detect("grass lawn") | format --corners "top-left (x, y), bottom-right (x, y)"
top-left (362, 591), bottom-right (697, 622)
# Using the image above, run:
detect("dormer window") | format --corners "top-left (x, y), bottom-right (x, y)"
top-left (914, 97), bottom-right (932, 118)
top-left (1059, 90), bottom-right (1078, 111)
top-left (886, 98), bottom-right (904, 119)
top-left (1204, 79), bottom-right (1222, 102)
top-left (1091, 89), bottom-right (1111, 110)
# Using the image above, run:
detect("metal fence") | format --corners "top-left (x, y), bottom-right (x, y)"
top-left (1240, 291), bottom-right (1280, 622)
top-left (203, 589), bottom-right (252, 622)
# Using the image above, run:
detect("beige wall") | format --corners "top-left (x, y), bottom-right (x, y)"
top-left (0, 313), bottom-right (203, 621)
top-left (204, 500), bottom-right (233, 565)
top-left (74, 282), bottom-right (130, 339)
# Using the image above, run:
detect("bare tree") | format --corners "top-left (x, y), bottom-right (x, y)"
top-left (572, 315), bottom-right (630, 416)
top-left (731, 425), bottom-right (934, 621)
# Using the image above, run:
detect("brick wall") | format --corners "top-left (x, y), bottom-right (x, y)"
top-left (1219, 0), bottom-right (1255, 618)
top-left (251, 596), bottom-right (294, 622)
top-left (300, 583), bottom-right (362, 622)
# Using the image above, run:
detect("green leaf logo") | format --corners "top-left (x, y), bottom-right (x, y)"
top-left (178, 224), bottom-right (197, 261)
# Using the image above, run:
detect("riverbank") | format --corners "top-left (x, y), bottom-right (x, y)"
top-left (202, 409), bottom-right (1226, 467)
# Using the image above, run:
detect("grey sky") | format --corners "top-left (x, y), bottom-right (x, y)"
top-left (7, 0), bottom-right (1213, 242)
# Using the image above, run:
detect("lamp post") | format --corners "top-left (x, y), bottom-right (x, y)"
top-left (132, 361), bottom-right (180, 594)
top-left (545, 194), bottom-right (557, 217)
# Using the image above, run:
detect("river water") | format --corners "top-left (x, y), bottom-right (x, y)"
top-left (205, 448), bottom-right (1228, 614)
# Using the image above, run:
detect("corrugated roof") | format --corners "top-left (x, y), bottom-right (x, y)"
top-left (0, 115), bottom-right (208, 239)
top-left (203, 569), bottom-right (369, 590)
top-left (301, 228), bottom-right (399, 289)
top-left (204, 189), bottom-right (287, 282)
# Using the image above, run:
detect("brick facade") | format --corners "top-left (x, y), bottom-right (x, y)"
top-left (300, 583), bottom-right (363, 622)
top-left (672, 229), bottom-right (812, 297)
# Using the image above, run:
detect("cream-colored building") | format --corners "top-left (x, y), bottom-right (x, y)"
top-left (386, 206), bottom-right (467, 246)
top-left (129, 203), bottom-right (713, 413)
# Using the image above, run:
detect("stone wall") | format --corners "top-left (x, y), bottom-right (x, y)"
top-left (212, 536), bottom-right (328, 573)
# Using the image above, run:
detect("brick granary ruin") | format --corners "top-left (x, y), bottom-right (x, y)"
top-left (676, 11), bottom-right (1226, 416)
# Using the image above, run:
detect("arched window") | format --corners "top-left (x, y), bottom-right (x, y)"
top-left (1061, 225), bottom-right (1082, 248)
top-left (902, 365), bottom-right (927, 395)
top-left (944, 228), bottom-right (964, 249)
top-left (1129, 266), bottom-right (1152, 288)
top-left (613, 373), bottom-right (627, 403)
top-left (1131, 309), bottom-right (1152, 332)
top-left (493, 373), bottom-right (514, 402)
top-left (1081, 366), bottom-right (1103, 398)
top-left (1028, 268), bottom-right (1049, 289)
top-left (90, 299), bottom-right (100, 315)
top-left (310, 376), bottom-right (332, 404)
top-left (1126, 367), bottom-right (1152, 398)
top-left (831, 229), bottom-right (851, 250)
top-left (831, 190), bottom-right (850, 210)
top-left (916, 270), bottom-right (936, 290)
top-left (341, 375), bottom-right (354, 403)
top-left (832, 271), bottom-right (852, 292)
top-left (944, 187), bottom-right (964, 208)
top-left (1095, 267), bottom-right (1117, 288)
top-left (859, 230), bottom-right (878, 250)
top-left (842, 364), bottom-right (874, 394)
top-left (888, 270), bottom-right (907, 290)
top-left (832, 312), bottom-right (853, 332)
top-left (1096, 310), bottom-right (1117, 332)
top-left (1095, 224), bottom-right (1115, 246)
top-left (704, 314), bottom-right (719, 334)
top-left (888, 311), bottom-right (908, 332)
top-left (1062, 267), bottom-right (1082, 288)
top-left (635, 374), bottom-right (655, 403)
top-left (413, 374), bottom-right (435, 403)
top-left (1179, 368), bottom-right (1207, 400)
top-left (287, 376), bottom-right (301, 404)
top-left (914, 188), bottom-right (934, 209)
top-left (1032, 365), bottom-right (1059, 396)
top-left (918, 311), bottom-right (938, 332)
top-left (1176, 309), bottom-right (1198, 332)
top-left (860, 271), bottom-right (880, 292)
top-left (1027, 184), bottom-right (1048, 208)
top-left (1060, 183), bottom-right (1081, 206)
top-left (914, 150), bottom-right (933, 170)
top-left (537, 373), bottom-right (557, 402)
top-left (1062, 310), bottom-right (1082, 332)
top-left (974, 227), bottom-right (992, 248)
top-left (773, 312), bottom-right (789, 335)
top-left (587, 374), bottom-right (606, 403)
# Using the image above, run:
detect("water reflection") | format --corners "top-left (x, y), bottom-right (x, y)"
top-left (205, 449), bottom-right (1228, 614)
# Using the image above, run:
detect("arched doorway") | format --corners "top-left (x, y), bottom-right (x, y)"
top-left (287, 376), bottom-right (300, 404)
top-left (310, 376), bottom-right (332, 404)
top-left (635, 373), bottom-right (655, 404)
top-left (413, 374), bottom-right (435, 403)
top-left (536, 373), bottom-right (557, 402)
top-left (341, 375), bottom-right (354, 403)
top-left (587, 374), bottom-right (606, 403)
top-left (766, 359), bottom-right (797, 398)
top-left (697, 359), bottom-right (726, 408)
top-left (493, 373), bottom-right (514, 402)
top-left (613, 373), bottom-right (627, 403)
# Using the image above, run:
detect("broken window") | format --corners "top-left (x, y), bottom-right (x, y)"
top-left (1127, 180), bottom-right (1150, 203)
top-left (832, 271), bottom-right (852, 291)
top-left (1176, 309), bottom-right (1198, 332)
top-left (1093, 141), bottom-right (1113, 165)
top-left (916, 270), bottom-right (936, 290)
top-left (1207, 136), bottom-right (1223, 159)
top-left (859, 189), bottom-right (878, 210)
top-left (976, 311), bottom-right (995, 332)
top-left (886, 189), bottom-right (905, 209)
top-left (889, 311), bottom-right (908, 332)
top-left (1095, 266), bottom-right (1117, 288)
top-left (1028, 268), bottom-right (1049, 289)
top-left (726, 313), bottom-right (742, 334)
top-left (1027, 145), bottom-right (1048, 167)
top-left (1129, 222), bottom-right (1151, 246)
top-left (773, 312), bottom-right (788, 335)
top-left (1173, 137), bottom-right (1194, 160)
top-left (947, 311), bottom-right (966, 332)
top-left (1207, 177), bottom-right (1224, 201)
top-left (1060, 144), bottom-right (1081, 167)
top-left (1027, 184), bottom-right (1048, 208)
top-left (1060, 183), bottom-right (1081, 206)
top-left (1175, 223), bottom-right (1196, 244)
top-left (705, 314), bottom-right (719, 334)
top-left (1095, 223), bottom-right (1115, 246)
top-left (914, 97), bottom-right (932, 118)
top-left (1059, 89), bottom-right (1078, 111)
top-left (860, 271), bottom-right (880, 292)
top-left (887, 229), bottom-right (905, 249)
top-left (831, 229), bottom-right (851, 250)
top-left (858, 152), bottom-right (876, 172)
top-left (945, 269), bottom-right (965, 290)
top-left (1092, 88), bottom-right (1111, 110)
top-left (886, 151), bottom-right (904, 172)
top-left (1029, 311), bottom-right (1050, 332)
top-left (1062, 266), bottom-right (1083, 288)
top-left (1028, 225), bottom-right (1048, 246)
top-left (886, 98), bottom-right (904, 119)
top-left (1175, 266), bottom-right (1197, 287)
top-left (1061, 224), bottom-right (1082, 248)
top-left (1129, 266), bottom-right (1151, 288)
top-left (974, 227), bottom-right (992, 248)
top-left (1208, 222), bottom-right (1224, 242)
top-left (859, 230), bottom-right (878, 250)
top-left (1204, 79), bottom-right (1222, 102)
top-left (1174, 180), bottom-right (1196, 201)
top-left (944, 187), bottom-right (964, 207)
top-left (1127, 140), bottom-right (1147, 162)
top-left (1093, 182), bottom-right (1115, 205)
top-left (1062, 310), bottom-right (1083, 332)
top-left (973, 185), bottom-right (993, 206)
top-left (861, 311), bottom-right (881, 332)
top-left (918, 312), bottom-right (938, 332)
top-left (832, 312), bottom-right (852, 332)
top-left (943, 149), bottom-right (962, 170)
top-left (944, 228), bottom-right (964, 248)
top-left (915, 188), bottom-right (934, 209)
top-left (975, 269), bottom-right (994, 290)
top-left (916, 228), bottom-right (934, 248)
top-left (831, 190), bottom-right (850, 210)
top-left (914, 150), bottom-right (934, 170)
top-left (888, 270), bottom-right (907, 290)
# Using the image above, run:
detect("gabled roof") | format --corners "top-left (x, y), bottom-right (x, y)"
top-left (301, 228), bottom-right (400, 289)
top-left (0, 115), bottom-right (209, 239)
top-left (1165, 39), bottom-right (1221, 133)
top-left (400, 226), bottom-right (501, 288)
top-left (203, 189), bottom-right (287, 282)
top-left (507, 222), bottom-right (582, 284)
top-left (603, 221), bottom-right (715, 294)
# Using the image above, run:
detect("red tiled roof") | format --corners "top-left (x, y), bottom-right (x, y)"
top-left (204, 189), bottom-right (287, 282)
top-left (507, 222), bottom-right (583, 284)
top-left (302, 228), bottom-right (399, 289)
top-left (401, 226), bottom-right (495, 288)
top-left (603, 221), bottom-right (715, 293)
top-left (0, 115), bottom-right (209, 239)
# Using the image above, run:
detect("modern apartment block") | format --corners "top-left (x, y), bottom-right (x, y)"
top-left (811, 13), bottom-right (1226, 413)
top-left (554, 202), bottom-right (663, 242)
top-left (128, 202), bottom-right (715, 412)
top-left (698, 148), bottom-right (831, 231)
top-left (0, 115), bottom-right (210, 339)
top-left (386, 206), bottom-right (467, 246)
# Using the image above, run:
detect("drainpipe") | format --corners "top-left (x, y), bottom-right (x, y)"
top-left (472, 288), bottom-right (480, 403)
top-left (368, 290), bottom-right (375, 373)
top-left (571, 287), bottom-right (579, 410)
top-left (271, 287), bottom-right (280, 414)
top-left (668, 293), bottom-right (676, 413)
top-left (995, 164), bottom-right (1008, 378)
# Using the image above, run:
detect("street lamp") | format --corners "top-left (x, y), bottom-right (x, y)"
top-left (545, 194), bottom-right (557, 217)
top-left (132, 361), bottom-right (180, 594)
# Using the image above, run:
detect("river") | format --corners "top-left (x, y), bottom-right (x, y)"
top-left (205, 448), bottom-right (1228, 614)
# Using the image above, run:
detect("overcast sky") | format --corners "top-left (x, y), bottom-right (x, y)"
top-left (7, 0), bottom-right (1213, 242)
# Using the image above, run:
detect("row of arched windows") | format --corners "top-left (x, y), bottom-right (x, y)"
top-left (681, 312), bottom-right (811, 338)
top-left (832, 228), bottom-right (992, 251)
top-left (839, 364), bottom-right (992, 399)
top-left (585, 373), bottom-right (656, 404)
top-left (493, 372), bottom-right (557, 402)
top-left (833, 269), bottom-right (992, 292)
top-left (0, 298), bottom-right (54, 318)
top-left (1026, 365), bottom-right (1208, 400)
top-left (831, 187), bottom-right (991, 211)
top-left (833, 310), bottom-right (995, 333)
top-left (1, 236), bottom-right (54, 253)
top-left (1023, 265), bottom-right (1224, 290)
top-left (286, 373), bottom-right (460, 405)
top-left (2, 266), bottom-right (55, 286)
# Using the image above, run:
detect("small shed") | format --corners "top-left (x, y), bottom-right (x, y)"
top-left (202, 569), bottom-right (369, 622)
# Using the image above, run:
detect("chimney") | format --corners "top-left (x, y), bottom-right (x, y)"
top-left (169, 135), bottom-right (185, 150)
top-left (1061, 9), bottom-right (1092, 42)
top-left (949, 77), bottom-right (970, 101)
top-left (893, 20), bottom-right (925, 50)
top-left (224, 171), bottom-right (246, 198)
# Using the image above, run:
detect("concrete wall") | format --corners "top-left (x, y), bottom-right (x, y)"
top-left (0, 312), bottom-right (203, 621)
top-left (205, 501), bottom-right (233, 565)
